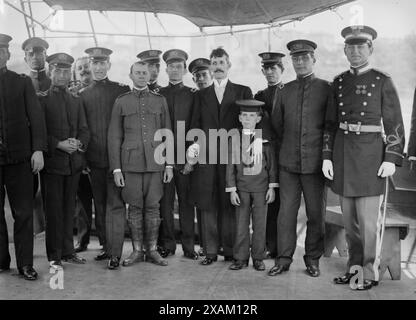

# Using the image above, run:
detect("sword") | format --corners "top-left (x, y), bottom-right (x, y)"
top-left (374, 177), bottom-right (389, 282)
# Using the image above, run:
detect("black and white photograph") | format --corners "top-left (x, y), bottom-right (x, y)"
top-left (0, 0), bottom-right (416, 305)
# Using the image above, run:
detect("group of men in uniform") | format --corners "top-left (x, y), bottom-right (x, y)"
top-left (0, 24), bottom-right (407, 291)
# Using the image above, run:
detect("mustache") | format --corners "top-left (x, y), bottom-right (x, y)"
top-left (80, 71), bottom-right (91, 76)
top-left (214, 69), bottom-right (224, 73)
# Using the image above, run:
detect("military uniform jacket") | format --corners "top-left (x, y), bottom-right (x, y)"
top-left (272, 74), bottom-right (331, 174)
top-left (407, 88), bottom-right (416, 157)
top-left (323, 68), bottom-right (405, 197)
top-left (0, 67), bottom-right (47, 164)
top-left (80, 78), bottom-right (130, 168)
top-left (189, 81), bottom-right (252, 210)
top-left (29, 69), bottom-right (51, 95)
top-left (254, 83), bottom-right (284, 115)
top-left (159, 82), bottom-right (195, 168)
top-left (40, 87), bottom-right (90, 175)
top-left (225, 131), bottom-right (278, 193)
top-left (148, 81), bottom-right (162, 93)
top-left (108, 88), bottom-right (172, 173)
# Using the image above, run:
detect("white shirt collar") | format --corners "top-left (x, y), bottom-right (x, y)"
top-left (213, 77), bottom-right (229, 88)
top-left (350, 62), bottom-right (371, 75)
top-left (242, 128), bottom-right (255, 135)
top-left (30, 68), bottom-right (46, 73)
top-left (134, 85), bottom-right (147, 91)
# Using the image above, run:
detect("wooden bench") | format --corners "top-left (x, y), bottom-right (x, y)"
top-left (325, 205), bottom-right (409, 280)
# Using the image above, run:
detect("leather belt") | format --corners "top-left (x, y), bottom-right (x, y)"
top-left (339, 122), bottom-right (382, 133)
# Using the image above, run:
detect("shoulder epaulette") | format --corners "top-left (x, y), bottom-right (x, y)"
top-left (278, 83), bottom-right (284, 89)
top-left (190, 87), bottom-right (198, 93)
top-left (372, 68), bottom-right (391, 78)
top-left (150, 90), bottom-right (163, 97)
top-left (152, 87), bottom-right (160, 93)
top-left (116, 91), bottom-right (132, 100)
top-left (333, 70), bottom-right (349, 81)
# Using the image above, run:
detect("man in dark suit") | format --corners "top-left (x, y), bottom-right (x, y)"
top-left (189, 47), bottom-right (252, 265)
top-left (269, 40), bottom-right (331, 278)
top-left (137, 50), bottom-right (163, 92)
top-left (254, 51), bottom-right (285, 259)
top-left (80, 47), bottom-right (130, 261)
top-left (0, 34), bottom-right (47, 280)
top-left (157, 49), bottom-right (198, 260)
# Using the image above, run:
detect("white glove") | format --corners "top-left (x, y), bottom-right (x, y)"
top-left (377, 161), bottom-right (396, 178)
top-left (322, 159), bottom-right (334, 180)
top-left (186, 143), bottom-right (200, 165)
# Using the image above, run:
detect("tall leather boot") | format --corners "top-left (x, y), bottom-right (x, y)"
top-left (122, 210), bottom-right (144, 267)
top-left (145, 217), bottom-right (168, 266)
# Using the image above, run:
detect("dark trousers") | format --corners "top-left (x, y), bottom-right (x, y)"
top-left (196, 208), bottom-right (204, 250)
top-left (217, 164), bottom-right (235, 257)
top-left (266, 189), bottom-right (280, 256)
top-left (277, 170), bottom-right (325, 267)
top-left (0, 162), bottom-right (34, 268)
top-left (89, 167), bottom-right (110, 249)
top-left (42, 172), bottom-right (80, 261)
top-left (33, 173), bottom-right (45, 234)
top-left (104, 171), bottom-right (126, 258)
top-left (234, 191), bottom-right (267, 261)
top-left (159, 168), bottom-right (195, 253)
top-left (199, 208), bottom-right (218, 259)
top-left (76, 173), bottom-right (93, 247)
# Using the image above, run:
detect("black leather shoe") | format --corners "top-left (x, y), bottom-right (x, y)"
top-left (18, 265), bottom-right (38, 281)
top-left (224, 255), bottom-right (234, 262)
top-left (158, 247), bottom-right (175, 258)
top-left (94, 251), bottom-right (109, 261)
top-left (333, 272), bottom-right (355, 285)
top-left (200, 257), bottom-right (217, 265)
top-left (229, 260), bottom-right (248, 270)
top-left (74, 244), bottom-right (88, 253)
top-left (268, 264), bottom-right (289, 276)
top-left (198, 248), bottom-right (205, 257)
top-left (218, 247), bottom-right (224, 256)
top-left (62, 253), bottom-right (86, 264)
top-left (356, 280), bottom-right (378, 291)
top-left (253, 260), bottom-right (266, 271)
top-left (306, 265), bottom-right (320, 277)
top-left (184, 251), bottom-right (199, 260)
top-left (108, 256), bottom-right (120, 270)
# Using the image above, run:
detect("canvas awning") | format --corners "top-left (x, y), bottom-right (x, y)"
top-left (43, 0), bottom-right (354, 28)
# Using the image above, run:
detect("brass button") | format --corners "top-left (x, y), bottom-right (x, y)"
top-left (339, 78), bottom-right (343, 82)
top-left (356, 132), bottom-right (360, 135)
top-left (339, 86), bottom-right (342, 89)
top-left (339, 102), bottom-right (344, 106)
top-left (376, 76), bottom-right (380, 80)
top-left (363, 102), bottom-right (367, 106)
top-left (341, 112), bottom-right (346, 116)
top-left (344, 131), bottom-right (348, 135)
top-left (368, 93), bottom-right (372, 97)
top-left (344, 121), bottom-right (347, 124)
top-left (372, 84), bottom-right (375, 87)
top-left (361, 112), bottom-right (365, 116)
top-left (339, 94), bottom-right (343, 98)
